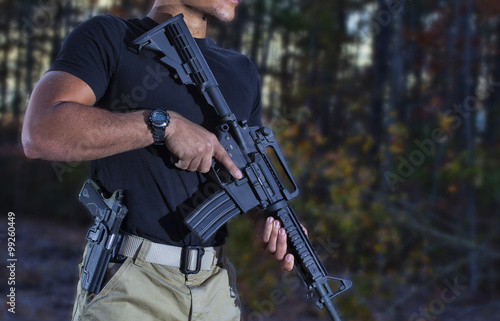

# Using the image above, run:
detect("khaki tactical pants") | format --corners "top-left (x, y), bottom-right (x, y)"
top-left (71, 240), bottom-right (241, 321)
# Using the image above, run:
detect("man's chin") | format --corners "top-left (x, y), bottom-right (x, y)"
top-left (218, 16), bottom-right (235, 23)
top-left (212, 11), bottom-right (236, 23)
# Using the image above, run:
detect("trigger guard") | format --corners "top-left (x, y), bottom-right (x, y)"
top-left (210, 162), bottom-right (233, 185)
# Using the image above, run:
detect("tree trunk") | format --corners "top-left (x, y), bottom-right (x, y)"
top-left (0, 2), bottom-right (13, 119)
top-left (457, 0), bottom-right (478, 291)
top-left (369, 0), bottom-right (392, 168)
top-left (483, 20), bottom-right (500, 147)
top-left (249, 0), bottom-right (265, 65)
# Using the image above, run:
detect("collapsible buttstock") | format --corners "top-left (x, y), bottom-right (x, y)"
top-left (184, 189), bottom-right (241, 242)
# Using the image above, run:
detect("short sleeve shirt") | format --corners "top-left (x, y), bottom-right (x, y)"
top-left (49, 15), bottom-right (262, 246)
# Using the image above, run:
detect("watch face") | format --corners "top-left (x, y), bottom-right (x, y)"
top-left (151, 111), bottom-right (167, 127)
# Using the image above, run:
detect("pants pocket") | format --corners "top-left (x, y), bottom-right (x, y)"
top-left (72, 257), bottom-right (132, 321)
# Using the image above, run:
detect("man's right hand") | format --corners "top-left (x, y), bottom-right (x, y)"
top-left (164, 111), bottom-right (242, 179)
top-left (22, 71), bottom-right (242, 180)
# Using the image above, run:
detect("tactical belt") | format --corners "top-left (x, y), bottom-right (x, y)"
top-left (119, 235), bottom-right (222, 274)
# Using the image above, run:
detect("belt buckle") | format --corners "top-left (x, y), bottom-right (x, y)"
top-left (180, 246), bottom-right (206, 274)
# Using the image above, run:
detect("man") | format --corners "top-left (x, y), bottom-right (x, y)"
top-left (22, 0), bottom-right (297, 320)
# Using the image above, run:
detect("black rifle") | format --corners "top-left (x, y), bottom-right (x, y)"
top-left (133, 14), bottom-right (351, 321)
top-left (78, 179), bottom-right (128, 293)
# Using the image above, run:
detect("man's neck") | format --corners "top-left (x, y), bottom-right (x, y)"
top-left (147, 2), bottom-right (208, 38)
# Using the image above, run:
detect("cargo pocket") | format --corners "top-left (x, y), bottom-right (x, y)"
top-left (74, 257), bottom-right (132, 320)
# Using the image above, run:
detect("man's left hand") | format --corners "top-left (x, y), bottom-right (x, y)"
top-left (254, 215), bottom-right (308, 272)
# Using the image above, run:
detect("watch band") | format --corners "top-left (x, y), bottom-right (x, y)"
top-left (152, 126), bottom-right (166, 145)
top-left (149, 109), bottom-right (170, 145)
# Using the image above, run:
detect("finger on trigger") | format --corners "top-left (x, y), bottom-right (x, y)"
top-left (213, 144), bottom-right (242, 179)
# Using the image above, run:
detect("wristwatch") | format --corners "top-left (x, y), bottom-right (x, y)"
top-left (148, 109), bottom-right (170, 145)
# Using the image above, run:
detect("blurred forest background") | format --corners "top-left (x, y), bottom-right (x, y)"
top-left (1, 0), bottom-right (500, 320)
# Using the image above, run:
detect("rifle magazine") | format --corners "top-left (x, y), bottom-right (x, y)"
top-left (184, 189), bottom-right (241, 242)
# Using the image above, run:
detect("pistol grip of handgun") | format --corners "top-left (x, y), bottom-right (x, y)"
top-left (79, 179), bottom-right (105, 218)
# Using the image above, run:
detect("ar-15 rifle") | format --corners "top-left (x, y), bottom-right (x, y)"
top-left (133, 14), bottom-right (351, 321)
top-left (78, 179), bottom-right (128, 293)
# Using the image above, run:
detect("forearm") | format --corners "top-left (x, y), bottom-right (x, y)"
top-left (22, 101), bottom-right (153, 162)
top-left (21, 71), bottom-right (241, 177)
